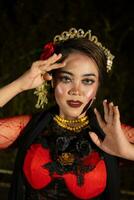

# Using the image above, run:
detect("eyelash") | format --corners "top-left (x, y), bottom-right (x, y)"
top-left (82, 79), bottom-right (95, 85)
top-left (59, 75), bottom-right (95, 85)
top-left (59, 76), bottom-right (71, 83)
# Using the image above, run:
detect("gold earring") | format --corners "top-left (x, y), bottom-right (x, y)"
top-left (34, 81), bottom-right (49, 109)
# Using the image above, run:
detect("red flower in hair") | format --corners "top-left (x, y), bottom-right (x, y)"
top-left (40, 42), bottom-right (55, 60)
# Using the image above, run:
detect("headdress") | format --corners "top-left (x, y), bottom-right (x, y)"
top-left (34, 28), bottom-right (115, 109)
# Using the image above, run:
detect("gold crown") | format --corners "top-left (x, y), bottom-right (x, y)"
top-left (53, 27), bottom-right (114, 72)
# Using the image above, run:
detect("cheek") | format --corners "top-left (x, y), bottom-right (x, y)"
top-left (54, 84), bottom-right (68, 100)
top-left (55, 85), bottom-right (64, 95)
top-left (85, 85), bottom-right (98, 101)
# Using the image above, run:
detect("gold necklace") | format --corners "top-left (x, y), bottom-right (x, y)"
top-left (55, 115), bottom-right (88, 123)
top-left (53, 115), bottom-right (89, 132)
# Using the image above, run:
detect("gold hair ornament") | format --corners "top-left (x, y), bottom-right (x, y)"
top-left (35, 28), bottom-right (114, 109)
top-left (54, 28), bottom-right (114, 72)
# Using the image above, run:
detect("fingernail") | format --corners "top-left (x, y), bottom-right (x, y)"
top-left (110, 102), bottom-right (113, 106)
top-left (94, 108), bottom-right (97, 112)
top-left (58, 53), bottom-right (62, 57)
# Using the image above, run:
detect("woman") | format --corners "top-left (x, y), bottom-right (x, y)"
top-left (0, 28), bottom-right (133, 199)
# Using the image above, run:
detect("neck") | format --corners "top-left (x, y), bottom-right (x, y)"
top-left (59, 112), bottom-right (87, 121)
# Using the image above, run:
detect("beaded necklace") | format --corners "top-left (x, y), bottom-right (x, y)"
top-left (53, 115), bottom-right (89, 132)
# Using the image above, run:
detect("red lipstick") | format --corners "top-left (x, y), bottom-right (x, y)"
top-left (67, 100), bottom-right (83, 108)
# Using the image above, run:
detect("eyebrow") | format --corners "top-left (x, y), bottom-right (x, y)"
top-left (59, 70), bottom-right (97, 77)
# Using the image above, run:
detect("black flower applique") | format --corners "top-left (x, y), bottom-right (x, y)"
top-left (41, 121), bottom-right (103, 186)
top-left (56, 136), bottom-right (70, 151)
top-left (76, 139), bottom-right (92, 157)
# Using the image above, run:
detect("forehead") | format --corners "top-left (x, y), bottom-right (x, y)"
top-left (61, 52), bottom-right (99, 76)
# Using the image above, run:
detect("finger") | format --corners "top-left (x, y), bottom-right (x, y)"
top-left (107, 102), bottom-right (114, 124)
top-left (41, 73), bottom-right (52, 81)
top-left (45, 53), bottom-right (62, 65)
top-left (39, 53), bottom-right (62, 64)
top-left (39, 62), bottom-right (65, 79)
top-left (94, 108), bottom-right (106, 129)
top-left (31, 60), bottom-right (48, 76)
top-left (103, 99), bottom-right (109, 122)
top-left (39, 59), bottom-right (65, 74)
top-left (46, 62), bottom-right (65, 71)
top-left (89, 132), bottom-right (102, 148)
top-left (37, 54), bottom-right (62, 70)
top-left (32, 60), bottom-right (48, 67)
top-left (113, 106), bottom-right (120, 122)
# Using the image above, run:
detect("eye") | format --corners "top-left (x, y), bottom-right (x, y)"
top-left (82, 79), bottom-right (95, 85)
top-left (59, 75), bottom-right (72, 83)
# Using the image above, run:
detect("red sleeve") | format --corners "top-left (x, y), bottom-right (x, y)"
top-left (0, 115), bottom-right (31, 149)
top-left (121, 124), bottom-right (134, 143)
top-left (23, 144), bottom-right (52, 189)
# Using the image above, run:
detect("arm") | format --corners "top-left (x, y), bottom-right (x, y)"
top-left (0, 80), bottom-right (23, 107)
top-left (0, 53), bottom-right (64, 107)
top-left (89, 100), bottom-right (134, 161)
top-left (0, 54), bottom-right (65, 148)
top-left (0, 115), bottom-right (31, 149)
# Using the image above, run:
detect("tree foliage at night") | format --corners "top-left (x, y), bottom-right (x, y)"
top-left (0, 1), bottom-right (134, 199)
top-left (0, 0), bottom-right (134, 125)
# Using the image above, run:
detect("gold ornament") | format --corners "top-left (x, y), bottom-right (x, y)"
top-left (58, 152), bottom-right (75, 165)
top-left (34, 81), bottom-right (48, 109)
top-left (55, 114), bottom-right (88, 123)
top-left (53, 115), bottom-right (89, 132)
top-left (54, 27), bottom-right (114, 72)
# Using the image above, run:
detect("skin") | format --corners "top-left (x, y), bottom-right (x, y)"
top-left (90, 100), bottom-right (134, 161)
top-left (54, 52), bottom-right (99, 119)
top-left (0, 53), bottom-right (65, 107)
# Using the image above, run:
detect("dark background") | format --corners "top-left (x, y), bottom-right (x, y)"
top-left (0, 0), bottom-right (134, 199)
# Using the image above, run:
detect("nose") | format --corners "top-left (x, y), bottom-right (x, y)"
top-left (68, 83), bottom-right (82, 96)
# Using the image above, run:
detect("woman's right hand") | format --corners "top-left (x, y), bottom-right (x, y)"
top-left (17, 53), bottom-right (65, 91)
top-left (0, 53), bottom-right (65, 107)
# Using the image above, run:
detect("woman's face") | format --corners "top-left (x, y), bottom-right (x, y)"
top-left (54, 52), bottom-right (99, 119)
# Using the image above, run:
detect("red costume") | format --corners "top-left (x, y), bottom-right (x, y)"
top-left (0, 111), bottom-right (133, 199)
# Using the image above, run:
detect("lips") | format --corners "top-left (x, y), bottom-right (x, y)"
top-left (67, 100), bottom-right (83, 108)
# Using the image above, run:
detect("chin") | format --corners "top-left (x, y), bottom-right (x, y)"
top-left (63, 110), bottom-right (84, 119)
top-left (59, 104), bottom-right (86, 119)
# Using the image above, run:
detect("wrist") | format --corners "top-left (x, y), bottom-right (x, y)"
top-left (120, 142), bottom-right (134, 161)
top-left (15, 71), bottom-right (30, 92)
top-left (12, 78), bottom-right (26, 94)
top-left (125, 144), bottom-right (134, 160)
